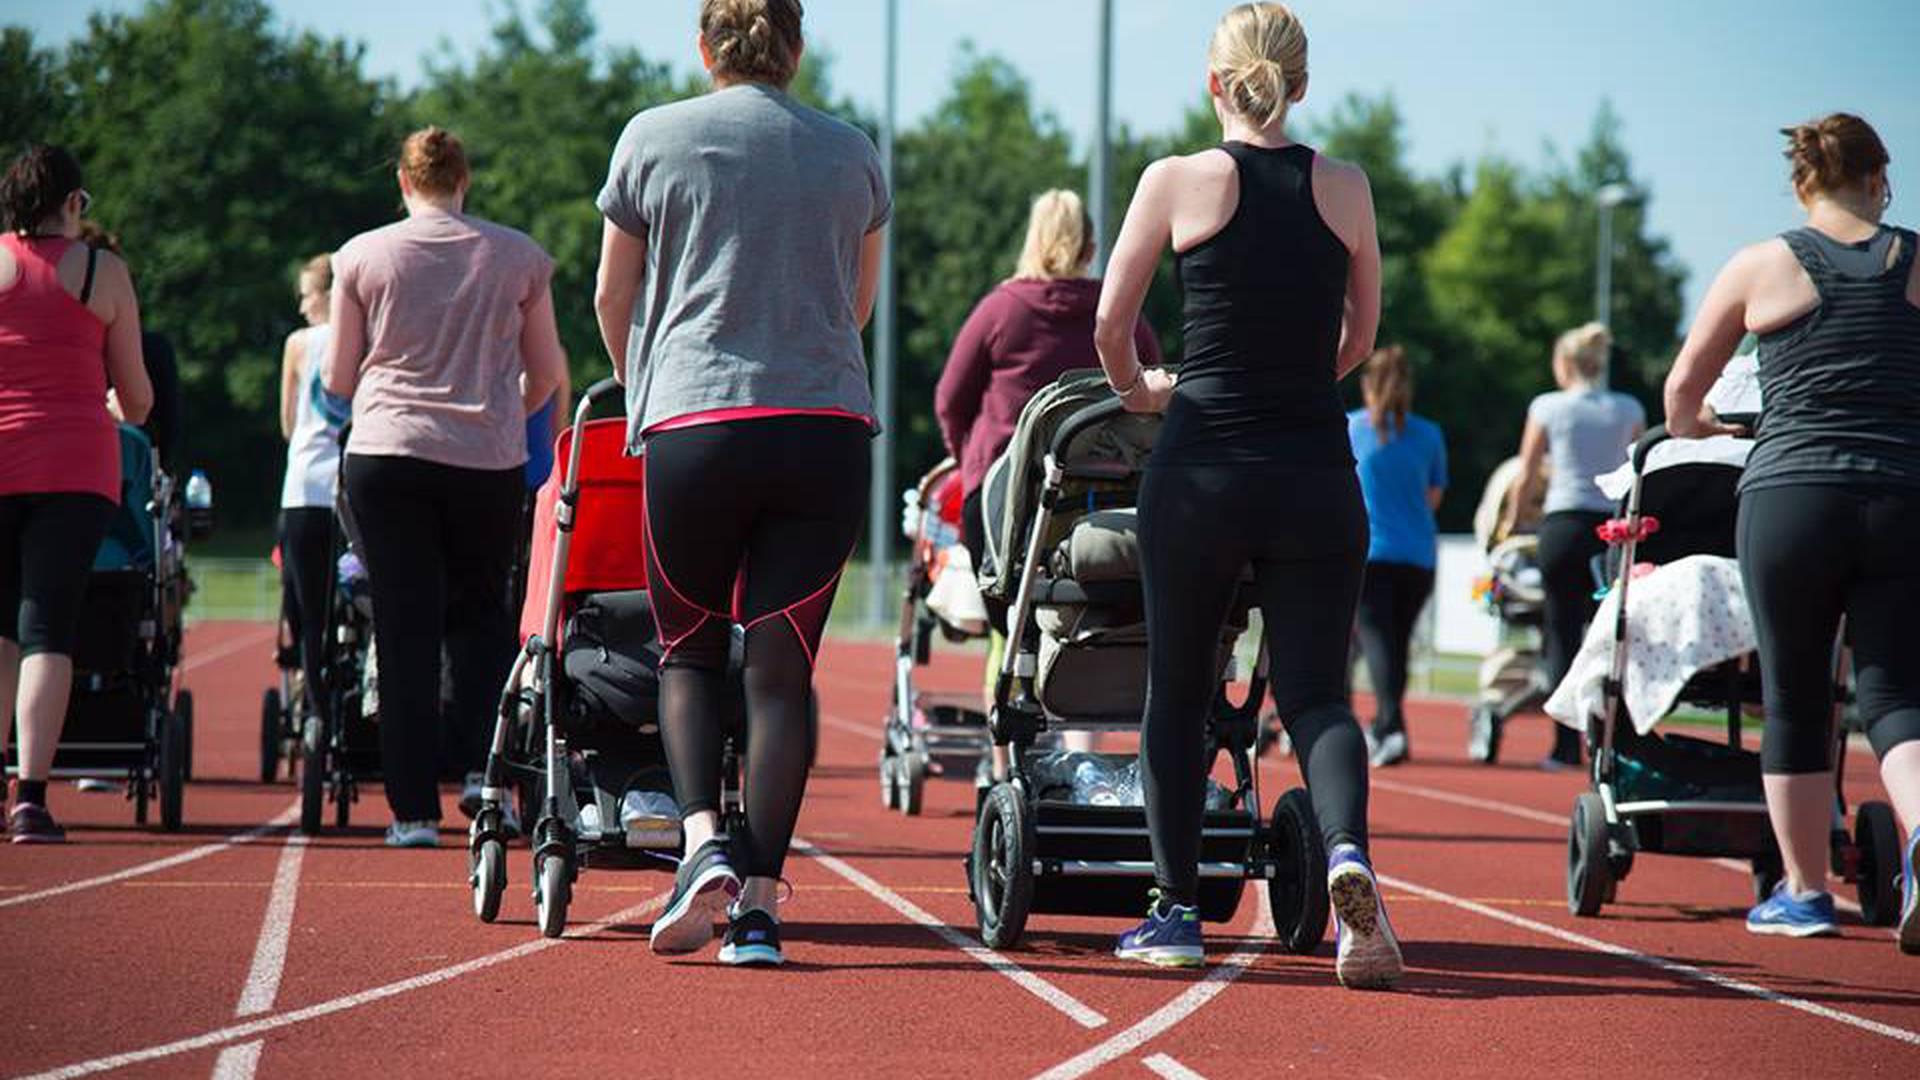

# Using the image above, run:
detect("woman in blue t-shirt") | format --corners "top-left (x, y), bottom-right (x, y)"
top-left (1346, 347), bottom-right (1446, 767)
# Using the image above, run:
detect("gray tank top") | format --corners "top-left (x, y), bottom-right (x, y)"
top-left (1742, 225), bottom-right (1920, 494)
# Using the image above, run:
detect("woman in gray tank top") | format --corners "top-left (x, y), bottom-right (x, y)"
top-left (1665, 113), bottom-right (1920, 949)
top-left (1501, 323), bottom-right (1644, 769)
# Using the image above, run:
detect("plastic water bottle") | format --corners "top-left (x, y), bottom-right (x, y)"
top-left (1071, 757), bottom-right (1121, 807)
top-left (184, 469), bottom-right (214, 536)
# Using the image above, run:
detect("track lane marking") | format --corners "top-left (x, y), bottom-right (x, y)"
top-left (1378, 872), bottom-right (1920, 1047)
top-left (13, 892), bottom-right (669, 1080)
top-left (0, 803), bottom-right (298, 911)
top-left (1141, 1054), bottom-right (1209, 1080)
top-left (795, 837), bottom-right (1108, 1029)
top-left (210, 833), bottom-right (309, 1079)
top-left (1030, 884), bottom-right (1273, 1080)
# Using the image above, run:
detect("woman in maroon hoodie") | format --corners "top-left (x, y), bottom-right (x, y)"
top-left (936, 188), bottom-right (1161, 590)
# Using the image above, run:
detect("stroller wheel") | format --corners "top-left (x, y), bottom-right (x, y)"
top-left (260, 689), bottom-right (283, 784)
top-left (1267, 788), bottom-right (1329, 953)
top-left (1567, 792), bottom-right (1611, 916)
top-left (1853, 802), bottom-right (1901, 926)
top-left (177, 691), bottom-right (196, 782)
top-left (470, 832), bottom-right (507, 923)
top-left (1467, 705), bottom-right (1503, 765)
top-left (879, 752), bottom-right (901, 810)
top-left (299, 714), bottom-right (325, 836)
top-left (971, 783), bottom-right (1034, 949)
top-left (535, 851), bottom-right (572, 939)
top-left (159, 705), bottom-right (188, 832)
top-left (1751, 854), bottom-right (1784, 905)
top-left (900, 752), bottom-right (929, 817)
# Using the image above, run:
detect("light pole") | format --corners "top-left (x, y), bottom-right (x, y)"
top-left (1090, 0), bottom-right (1113, 273)
top-left (867, 0), bottom-right (898, 627)
top-left (1594, 182), bottom-right (1630, 331)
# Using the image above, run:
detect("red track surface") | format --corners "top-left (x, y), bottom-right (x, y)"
top-left (4, 620), bottom-right (1916, 1079)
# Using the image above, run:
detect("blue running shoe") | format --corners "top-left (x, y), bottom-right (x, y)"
top-left (719, 904), bottom-right (784, 967)
top-left (1115, 890), bottom-right (1203, 968)
top-left (650, 837), bottom-right (741, 955)
top-left (1328, 845), bottom-right (1403, 990)
top-left (1746, 881), bottom-right (1837, 938)
top-left (1898, 831), bottom-right (1918, 956)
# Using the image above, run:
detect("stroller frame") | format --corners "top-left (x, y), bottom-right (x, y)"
top-left (468, 379), bottom-right (746, 938)
top-left (1568, 426), bottom-right (1905, 925)
top-left (969, 397), bottom-right (1328, 952)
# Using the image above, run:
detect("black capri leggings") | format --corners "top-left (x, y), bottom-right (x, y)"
top-left (1355, 561), bottom-right (1434, 739)
top-left (1138, 463), bottom-right (1372, 905)
top-left (0, 492), bottom-right (117, 656)
top-left (343, 454), bottom-right (524, 823)
top-left (279, 507), bottom-right (335, 723)
top-left (1738, 485), bottom-right (1920, 773)
top-left (1537, 510), bottom-right (1608, 761)
top-left (643, 416), bottom-right (869, 879)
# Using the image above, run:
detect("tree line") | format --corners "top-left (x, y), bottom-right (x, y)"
top-left (3, 0), bottom-right (1686, 537)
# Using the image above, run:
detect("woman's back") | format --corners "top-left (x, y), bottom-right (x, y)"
top-left (1746, 224), bottom-right (1920, 493)
top-left (1348, 411), bottom-right (1446, 568)
top-left (599, 84), bottom-right (890, 437)
top-left (1530, 388), bottom-right (1643, 514)
top-left (0, 234), bottom-right (115, 498)
top-left (336, 210), bottom-right (550, 471)
top-left (1161, 143), bottom-right (1350, 469)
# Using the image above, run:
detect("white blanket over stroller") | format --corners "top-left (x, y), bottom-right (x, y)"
top-left (1544, 555), bottom-right (1756, 734)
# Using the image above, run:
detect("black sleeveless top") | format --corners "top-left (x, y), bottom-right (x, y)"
top-left (1743, 225), bottom-right (1920, 494)
top-left (1155, 142), bottom-right (1352, 469)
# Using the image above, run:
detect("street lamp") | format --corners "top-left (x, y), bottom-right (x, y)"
top-left (867, 0), bottom-right (898, 627)
top-left (1090, 0), bottom-right (1113, 274)
top-left (1594, 182), bottom-right (1631, 331)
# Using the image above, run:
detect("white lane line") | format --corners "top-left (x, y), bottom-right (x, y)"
top-left (1141, 1054), bottom-right (1209, 1080)
top-left (1370, 777), bottom-right (1569, 828)
top-left (182, 626), bottom-right (278, 673)
top-left (209, 833), bottom-right (309, 1080)
top-left (794, 837), bottom-right (1108, 1030)
top-left (15, 892), bottom-right (669, 1080)
top-left (1030, 886), bottom-right (1274, 1080)
top-left (1379, 872), bottom-right (1920, 1047)
top-left (817, 711), bottom-right (873, 740)
top-left (0, 803), bottom-right (298, 911)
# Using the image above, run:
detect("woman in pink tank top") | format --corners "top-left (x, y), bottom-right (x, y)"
top-left (0, 145), bottom-right (153, 843)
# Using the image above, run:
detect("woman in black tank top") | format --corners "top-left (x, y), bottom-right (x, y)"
top-left (1093, 4), bottom-right (1401, 988)
top-left (1664, 113), bottom-right (1920, 950)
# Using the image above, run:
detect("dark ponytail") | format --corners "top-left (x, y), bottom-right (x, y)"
top-left (1, 144), bottom-right (83, 234)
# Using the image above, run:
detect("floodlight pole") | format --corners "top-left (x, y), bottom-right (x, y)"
top-left (867, 0), bottom-right (899, 627)
top-left (1090, 0), bottom-right (1113, 273)
top-left (1595, 183), bottom-right (1630, 331)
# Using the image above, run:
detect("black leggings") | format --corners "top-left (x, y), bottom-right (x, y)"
top-left (1538, 510), bottom-right (1607, 761)
top-left (279, 507), bottom-right (335, 723)
top-left (643, 416), bottom-right (869, 878)
top-left (1739, 485), bottom-right (1920, 773)
top-left (1139, 463), bottom-right (1371, 904)
top-left (1355, 561), bottom-right (1434, 738)
top-left (0, 492), bottom-right (116, 656)
top-left (343, 455), bottom-right (523, 823)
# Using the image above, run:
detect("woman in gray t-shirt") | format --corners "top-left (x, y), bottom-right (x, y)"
top-left (1501, 322), bottom-right (1644, 768)
top-left (592, 0), bottom-right (887, 968)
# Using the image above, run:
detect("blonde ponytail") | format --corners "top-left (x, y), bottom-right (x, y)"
top-left (1208, 4), bottom-right (1308, 129)
top-left (1012, 189), bottom-right (1094, 281)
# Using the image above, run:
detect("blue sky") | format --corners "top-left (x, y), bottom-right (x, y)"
top-left (16, 0), bottom-right (1920, 321)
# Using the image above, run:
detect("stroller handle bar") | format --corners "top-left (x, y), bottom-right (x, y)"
top-left (1048, 397), bottom-right (1132, 462)
top-left (1631, 424), bottom-right (1672, 473)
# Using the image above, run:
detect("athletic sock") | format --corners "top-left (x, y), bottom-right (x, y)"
top-left (15, 780), bottom-right (48, 807)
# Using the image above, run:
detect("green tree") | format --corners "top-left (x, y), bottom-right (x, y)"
top-left (0, 28), bottom-right (66, 150)
top-left (57, 0), bottom-right (399, 529)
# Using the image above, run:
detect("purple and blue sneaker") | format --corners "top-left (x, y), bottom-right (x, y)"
top-left (1328, 845), bottom-right (1403, 989)
top-left (1115, 890), bottom-right (1203, 968)
top-left (1745, 881), bottom-right (1837, 938)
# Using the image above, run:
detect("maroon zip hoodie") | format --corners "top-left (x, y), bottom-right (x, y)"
top-left (934, 277), bottom-right (1162, 495)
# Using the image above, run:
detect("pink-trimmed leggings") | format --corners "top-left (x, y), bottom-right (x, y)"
top-left (642, 415), bottom-right (869, 877)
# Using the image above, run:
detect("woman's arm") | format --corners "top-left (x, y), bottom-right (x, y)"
top-left (1096, 160), bottom-right (1177, 413)
top-left (279, 329), bottom-right (305, 441)
top-left (519, 280), bottom-right (567, 415)
top-left (856, 229), bottom-right (885, 331)
top-left (1664, 246), bottom-right (1756, 439)
top-left (97, 254), bottom-right (153, 425)
top-left (1330, 164), bottom-right (1381, 379)
top-left (323, 266), bottom-right (367, 399)
top-left (935, 295), bottom-right (996, 459)
top-left (1500, 419), bottom-right (1547, 536)
top-left (595, 218), bottom-right (646, 384)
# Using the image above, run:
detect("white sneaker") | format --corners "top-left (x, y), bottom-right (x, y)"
top-left (385, 820), bottom-right (440, 848)
top-left (1328, 846), bottom-right (1403, 990)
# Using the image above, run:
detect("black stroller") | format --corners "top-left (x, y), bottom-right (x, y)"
top-left (966, 373), bottom-right (1328, 952)
top-left (1565, 425), bottom-right (1904, 925)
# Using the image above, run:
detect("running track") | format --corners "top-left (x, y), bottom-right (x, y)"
top-left (3, 621), bottom-right (1915, 1079)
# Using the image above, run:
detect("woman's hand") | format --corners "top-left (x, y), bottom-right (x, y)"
top-left (1667, 403), bottom-right (1747, 440)
top-left (1121, 368), bottom-right (1176, 414)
